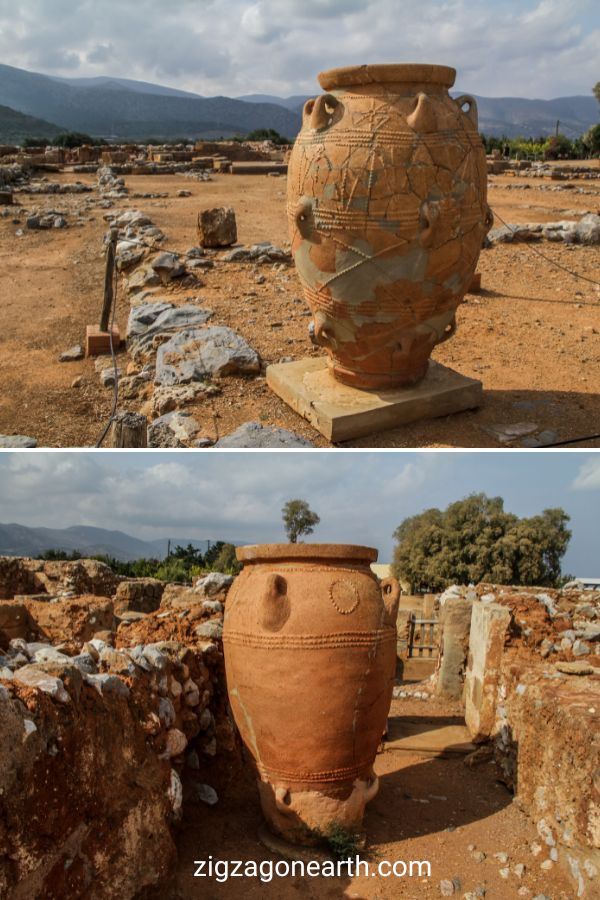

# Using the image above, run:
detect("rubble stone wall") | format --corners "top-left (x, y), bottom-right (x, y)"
top-left (449, 583), bottom-right (600, 896)
top-left (0, 560), bottom-right (238, 899)
top-left (0, 557), bottom-right (122, 600)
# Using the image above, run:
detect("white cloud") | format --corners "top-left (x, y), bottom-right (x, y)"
top-left (0, 452), bottom-right (593, 570)
top-left (572, 457), bottom-right (600, 490)
top-left (0, 0), bottom-right (597, 97)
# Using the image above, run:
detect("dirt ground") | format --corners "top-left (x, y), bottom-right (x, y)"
top-left (0, 165), bottom-right (598, 448)
top-left (167, 695), bottom-right (574, 900)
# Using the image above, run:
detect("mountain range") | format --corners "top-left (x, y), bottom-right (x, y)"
top-left (0, 103), bottom-right (64, 143)
top-left (0, 523), bottom-right (229, 561)
top-left (0, 64), bottom-right (301, 140)
top-left (241, 92), bottom-right (598, 139)
top-left (0, 63), bottom-right (596, 142)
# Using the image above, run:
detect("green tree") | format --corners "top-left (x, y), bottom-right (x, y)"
top-left (392, 493), bottom-right (570, 592)
top-left (52, 132), bottom-right (96, 148)
top-left (170, 543), bottom-right (204, 573)
top-left (37, 549), bottom-right (82, 561)
top-left (245, 128), bottom-right (291, 145)
top-left (154, 557), bottom-right (191, 583)
top-left (21, 137), bottom-right (49, 149)
top-left (594, 82), bottom-right (600, 106)
top-left (211, 542), bottom-right (241, 575)
top-left (204, 541), bottom-right (226, 567)
top-left (583, 123), bottom-right (600, 156)
top-left (543, 134), bottom-right (575, 160)
top-left (282, 499), bottom-right (320, 543)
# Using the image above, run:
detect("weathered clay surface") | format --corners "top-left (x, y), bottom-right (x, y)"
top-left (287, 63), bottom-right (490, 388)
top-left (223, 543), bottom-right (399, 844)
top-left (22, 594), bottom-right (115, 645)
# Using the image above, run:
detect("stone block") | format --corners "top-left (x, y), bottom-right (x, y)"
top-left (197, 207), bottom-right (237, 247)
top-left (0, 602), bottom-right (32, 643)
top-left (86, 324), bottom-right (121, 357)
top-left (464, 601), bottom-right (511, 741)
top-left (435, 596), bottom-right (474, 699)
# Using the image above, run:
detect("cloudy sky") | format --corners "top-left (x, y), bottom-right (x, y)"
top-left (0, 0), bottom-right (598, 98)
top-left (0, 451), bottom-right (597, 573)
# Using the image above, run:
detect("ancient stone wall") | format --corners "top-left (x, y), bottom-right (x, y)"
top-left (0, 561), bottom-right (238, 899)
top-left (0, 557), bottom-right (122, 600)
top-left (453, 583), bottom-right (600, 896)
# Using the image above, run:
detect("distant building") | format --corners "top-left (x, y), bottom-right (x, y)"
top-left (371, 563), bottom-right (392, 581)
top-left (564, 577), bottom-right (600, 590)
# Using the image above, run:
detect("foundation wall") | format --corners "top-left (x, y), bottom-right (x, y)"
top-left (0, 560), bottom-right (238, 899)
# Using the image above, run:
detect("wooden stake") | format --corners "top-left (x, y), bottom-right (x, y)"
top-left (100, 228), bottom-right (119, 333)
top-left (109, 411), bottom-right (148, 447)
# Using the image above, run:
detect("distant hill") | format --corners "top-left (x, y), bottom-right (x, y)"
top-left (239, 90), bottom-right (598, 138)
top-left (2, 63), bottom-right (595, 141)
top-left (50, 74), bottom-right (202, 100)
top-left (0, 103), bottom-right (64, 143)
top-left (464, 93), bottom-right (598, 138)
top-left (0, 523), bottom-right (234, 562)
top-left (0, 63), bottom-right (301, 140)
top-left (238, 93), bottom-right (310, 112)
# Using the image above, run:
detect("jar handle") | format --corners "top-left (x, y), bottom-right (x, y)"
top-left (381, 577), bottom-right (400, 621)
top-left (419, 200), bottom-right (440, 248)
top-left (304, 93), bottom-right (339, 131)
top-left (294, 198), bottom-right (314, 241)
top-left (275, 786), bottom-right (295, 814)
top-left (261, 573), bottom-right (290, 631)
top-left (455, 94), bottom-right (479, 130)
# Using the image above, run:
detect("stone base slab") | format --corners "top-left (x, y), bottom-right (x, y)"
top-left (85, 324), bottom-right (121, 357)
top-left (266, 357), bottom-right (483, 442)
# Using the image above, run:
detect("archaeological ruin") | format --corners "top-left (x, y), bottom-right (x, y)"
top-left (0, 68), bottom-right (599, 449)
top-left (0, 550), bottom-right (598, 897)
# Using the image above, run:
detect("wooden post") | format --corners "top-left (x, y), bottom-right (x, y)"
top-left (109, 412), bottom-right (147, 447)
top-left (100, 228), bottom-right (119, 333)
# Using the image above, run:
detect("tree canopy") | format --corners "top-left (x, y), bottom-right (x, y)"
top-left (35, 538), bottom-right (241, 582)
top-left (392, 493), bottom-right (571, 592)
top-left (282, 499), bottom-right (320, 543)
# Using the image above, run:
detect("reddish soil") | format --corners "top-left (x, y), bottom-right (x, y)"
top-left (0, 166), bottom-right (599, 447)
top-left (167, 695), bottom-right (574, 899)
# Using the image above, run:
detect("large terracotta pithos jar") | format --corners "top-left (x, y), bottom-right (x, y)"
top-left (223, 544), bottom-right (400, 845)
top-left (287, 64), bottom-right (491, 389)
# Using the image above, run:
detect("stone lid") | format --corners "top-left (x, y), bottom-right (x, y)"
top-left (318, 64), bottom-right (456, 91)
top-left (236, 543), bottom-right (378, 563)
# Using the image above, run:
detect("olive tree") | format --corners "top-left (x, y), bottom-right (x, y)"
top-left (392, 493), bottom-right (571, 592)
top-left (282, 499), bottom-right (320, 543)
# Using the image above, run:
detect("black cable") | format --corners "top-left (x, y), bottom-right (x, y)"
top-left (488, 207), bottom-right (600, 447)
top-left (490, 207), bottom-right (600, 288)
top-left (538, 435), bottom-right (600, 447)
top-left (91, 218), bottom-right (599, 448)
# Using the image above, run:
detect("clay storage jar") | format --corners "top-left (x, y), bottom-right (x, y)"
top-left (223, 543), bottom-right (400, 845)
top-left (287, 63), bottom-right (491, 389)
